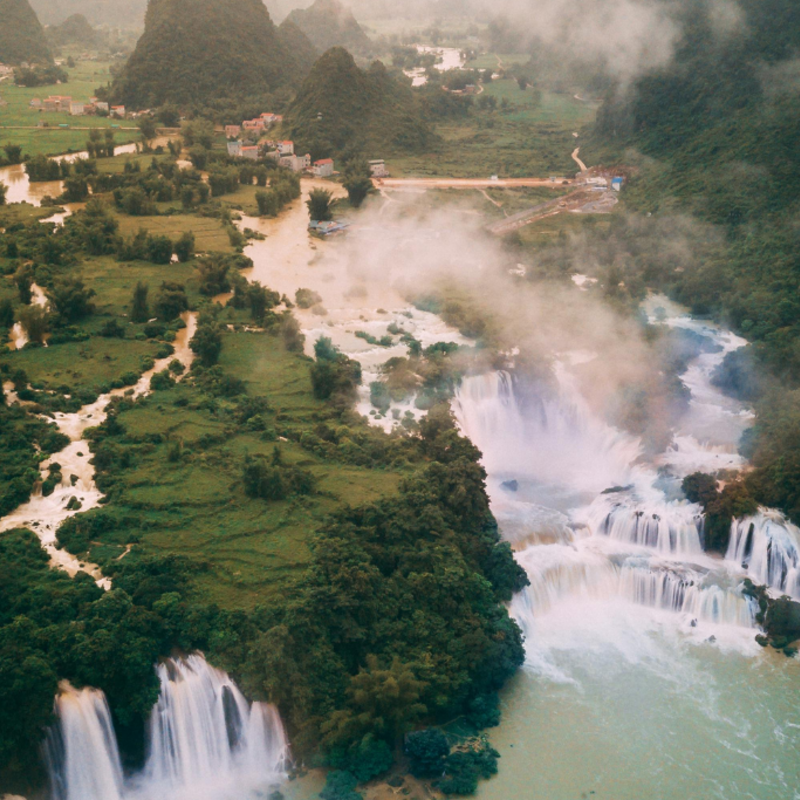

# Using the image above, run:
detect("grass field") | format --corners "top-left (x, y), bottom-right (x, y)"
top-left (115, 213), bottom-right (235, 254)
top-left (465, 53), bottom-right (530, 70)
top-left (0, 58), bottom-right (139, 157)
top-left (80, 330), bottom-right (407, 610)
top-left (4, 336), bottom-right (160, 391)
top-left (389, 81), bottom-right (597, 178)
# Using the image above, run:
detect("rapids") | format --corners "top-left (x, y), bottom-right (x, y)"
top-left (452, 295), bottom-right (800, 799)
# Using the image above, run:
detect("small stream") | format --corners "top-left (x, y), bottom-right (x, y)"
top-left (0, 312), bottom-right (197, 587)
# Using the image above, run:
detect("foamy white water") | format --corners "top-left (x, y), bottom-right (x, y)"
top-left (45, 655), bottom-right (288, 800)
top-left (452, 299), bottom-right (800, 799)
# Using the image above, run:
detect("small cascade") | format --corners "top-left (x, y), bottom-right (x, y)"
top-left (513, 544), bottom-right (756, 630)
top-left (618, 563), bottom-right (757, 627)
top-left (727, 510), bottom-right (800, 599)
top-left (45, 683), bottom-right (124, 800)
top-left (586, 495), bottom-right (704, 556)
top-left (144, 654), bottom-right (288, 793)
top-left (44, 655), bottom-right (288, 800)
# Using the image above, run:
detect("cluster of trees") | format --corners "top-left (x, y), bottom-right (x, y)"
top-left (85, 128), bottom-right (117, 159)
top-left (0, 370), bottom-right (69, 515)
top-left (310, 336), bottom-right (362, 404)
top-left (243, 446), bottom-right (316, 501)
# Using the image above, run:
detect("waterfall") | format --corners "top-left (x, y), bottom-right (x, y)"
top-left (586, 494), bottom-right (705, 556)
top-left (45, 683), bottom-right (124, 800)
top-left (726, 510), bottom-right (800, 599)
top-left (44, 655), bottom-right (288, 800)
top-left (618, 563), bottom-right (757, 626)
top-left (453, 371), bottom-right (642, 496)
top-left (512, 544), bottom-right (756, 629)
top-left (143, 654), bottom-right (288, 795)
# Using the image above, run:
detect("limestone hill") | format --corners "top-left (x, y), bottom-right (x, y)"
top-left (286, 0), bottom-right (372, 56)
top-left (110, 0), bottom-right (315, 109)
top-left (0, 0), bottom-right (53, 64)
top-left (47, 13), bottom-right (98, 46)
top-left (284, 46), bottom-right (435, 160)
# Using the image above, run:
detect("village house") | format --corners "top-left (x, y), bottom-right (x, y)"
top-left (44, 95), bottom-right (72, 112)
top-left (280, 153), bottom-right (311, 172)
top-left (311, 158), bottom-right (334, 178)
top-left (29, 98), bottom-right (42, 109)
top-left (277, 141), bottom-right (295, 156)
top-left (225, 125), bottom-right (241, 139)
top-left (242, 118), bottom-right (265, 132)
top-left (94, 101), bottom-right (109, 113)
top-left (111, 105), bottom-right (126, 118)
top-left (227, 140), bottom-right (243, 157)
top-left (240, 145), bottom-right (260, 161)
top-left (69, 101), bottom-right (86, 116)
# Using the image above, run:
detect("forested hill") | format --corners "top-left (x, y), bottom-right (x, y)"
top-left (590, 0), bottom-right (800, 520)
top-left (46, 12), bottom-right (98, 47)
top-left (110, 0), bottom-right (315, 111)
top-left (285, 47), bottom-right (435, 160)
top-left (285, 0), bottom-right (373, 56)
top-left (0, 0), bottom-right (53, 65)
top-left (277, 17), bottom-right (319, 72)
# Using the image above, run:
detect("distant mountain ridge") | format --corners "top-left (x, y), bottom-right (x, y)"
top-left (286, 0), bottom-right (372, 55)
top-left (46, 12), bottom-right (98, 46)
top-left (29, 0), bottom-right (148, 28)
top-left (284, 46), bottom-right (434, 160)
top-left (111, 0), bottom-right (316, 109)
top-left (0, 0), bottom-right (53, 64)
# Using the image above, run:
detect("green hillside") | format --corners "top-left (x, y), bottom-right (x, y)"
top-left (277, 17), bottom-right (319, 71)
top-left (0, 0), bottom-right (52, 65)
top-left (110, 0), bottom-right (312, 109)
top-left (285, 0), bottom-right (373, 55)
top-left (284, 46), bottom-right (435, 160)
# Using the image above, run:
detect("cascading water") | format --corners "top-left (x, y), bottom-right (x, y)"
top-left (44, 655), bottom-right (288, 800)
top-left (142, 654), bottom-right (288, 797)
top-left (726, 509), bottom-right (800, 598)
top-left (455, 301), bottom-right (800, 799)
top-left (45, 684), bottom-right (124, 800)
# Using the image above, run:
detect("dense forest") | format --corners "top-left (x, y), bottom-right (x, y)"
top-left (0, 0), bottom-right (53, 65)
top-left (285, 0), bottom-right (373, 56)
top-left (581, 0), bottom-right (800, 520)
top-left (285, 46), bottom-right (435, 161)
top-left (110, 0), bottom-right (317, 112)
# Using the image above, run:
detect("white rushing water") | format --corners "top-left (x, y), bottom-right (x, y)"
top-left (452, 295), bottom-right (800, 799)
top-left (45, 655), bottom-right (288, 800)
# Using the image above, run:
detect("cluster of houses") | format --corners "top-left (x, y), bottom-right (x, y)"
top-left (29, 95), bottom-right (126, 118)
top-left (225, 112), bottom-right (336, 176)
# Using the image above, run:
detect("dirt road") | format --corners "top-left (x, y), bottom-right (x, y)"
top-left (571, 147), bottom-right (588, 173)
top-left (374, 177), bottom-right (572, 189)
